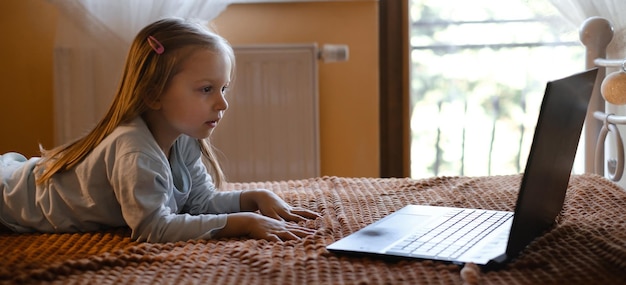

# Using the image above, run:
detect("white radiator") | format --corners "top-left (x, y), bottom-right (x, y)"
top-left (211, 44), bottom-right (320, 182)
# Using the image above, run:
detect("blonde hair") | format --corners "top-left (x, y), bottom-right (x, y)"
top-left (37, 17), bottom-right (234, 188)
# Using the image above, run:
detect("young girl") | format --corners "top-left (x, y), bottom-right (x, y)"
top-left (0, 18), bottom-right (320, 243)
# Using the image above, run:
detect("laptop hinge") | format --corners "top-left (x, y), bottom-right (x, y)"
top-left (483, 253), bottom-right (509, 271)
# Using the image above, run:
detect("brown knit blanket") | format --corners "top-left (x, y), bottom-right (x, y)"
top-left (1, 174), bottom-right (625, 284)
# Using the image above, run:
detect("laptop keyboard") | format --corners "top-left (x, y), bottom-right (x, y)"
top-left (386, 209), bottom-right (513, 259)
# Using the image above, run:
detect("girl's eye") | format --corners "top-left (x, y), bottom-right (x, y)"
top-left (202, 86), bottom-right (213, 93)
top-left (221, 86), bottom-right (229, 93)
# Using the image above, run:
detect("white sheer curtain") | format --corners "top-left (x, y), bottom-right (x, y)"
top-left (549, 0), bottom-right (626, 185)
top-left (548, 0), bottom-right (626, 59)
top-left (49, 0), bottom-right (232, 145)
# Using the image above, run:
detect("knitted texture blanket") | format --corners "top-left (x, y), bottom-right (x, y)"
top-left (1, 174), bottom-right (625, 284)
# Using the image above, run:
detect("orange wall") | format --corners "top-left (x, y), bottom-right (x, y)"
top-left (0, 0), bottom-right (57, 157)
top-left (214, 2), bottom-right (380, 177)
top-left (0, 0), bottom-right (379, 178)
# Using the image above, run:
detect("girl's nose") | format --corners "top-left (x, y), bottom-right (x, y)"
top-left (216, 95), bottom-right (228, 111)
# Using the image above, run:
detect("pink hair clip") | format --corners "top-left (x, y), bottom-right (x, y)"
top-left (147, 36), bottom-right (165, 55)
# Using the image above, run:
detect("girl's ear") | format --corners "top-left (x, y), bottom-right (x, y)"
top-left (143, 92), bottom-right (162, 110)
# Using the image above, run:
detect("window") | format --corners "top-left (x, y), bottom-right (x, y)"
top-left (409, 0), bottom-right (583, 178)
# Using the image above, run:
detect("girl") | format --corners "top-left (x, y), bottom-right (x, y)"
top-left (0, 18), bottom-right (320, 243)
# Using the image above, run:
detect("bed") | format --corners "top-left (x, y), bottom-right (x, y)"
top-left (2, 17), bottom-right (626, 285)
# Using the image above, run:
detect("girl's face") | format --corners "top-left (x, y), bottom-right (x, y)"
top-left (148, 47), bottom-right (231, 150)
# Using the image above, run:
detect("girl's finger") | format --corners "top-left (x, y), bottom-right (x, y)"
top-left (286, 222), bottom-right (316, 233)
top-left (288, 226), bottom-right (316, 238)
top-left (265, 233), bottom-right (282, 242)
top-left (275, 230), bottom-right (300, 241)
top-left (280, 211), bottom-right (306, 222)
top-left (264, 210), bottom-right (284, 221)
top-left (291, 208), bottom-right (321, 219)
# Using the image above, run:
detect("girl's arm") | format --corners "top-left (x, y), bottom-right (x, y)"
top-left (180, 137), bottom-right (320, 241)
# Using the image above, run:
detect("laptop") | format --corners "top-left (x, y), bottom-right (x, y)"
top-left (327, 68), bottom-right (599, 269)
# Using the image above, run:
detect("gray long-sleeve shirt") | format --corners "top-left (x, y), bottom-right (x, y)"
top-left (0, 117), bottom-right (241, 242)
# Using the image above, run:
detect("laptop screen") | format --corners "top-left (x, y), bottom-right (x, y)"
top-left (505, 68), bottom-right (598, 258)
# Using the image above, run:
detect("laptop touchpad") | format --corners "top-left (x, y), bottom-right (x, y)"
top-left (348, 213), bottom-right (431, 252)
top-left (367, 214), bottom-right (429, 235)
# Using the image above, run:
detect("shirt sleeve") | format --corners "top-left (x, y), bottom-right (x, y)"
top-left (179, 139), bottom-right (241, 215)
top-left (110, 151), bottom-right (232, 243)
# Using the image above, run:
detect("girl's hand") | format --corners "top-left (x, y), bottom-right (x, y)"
top-left (215, 212), bottom-right (316, 242)
top-left (240, 189), bottom-right (321, 222)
